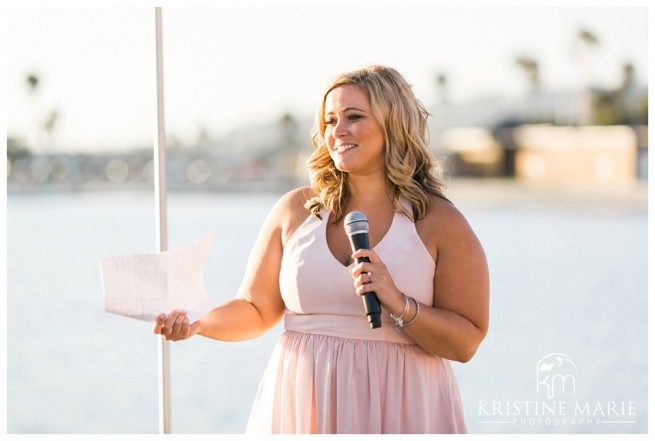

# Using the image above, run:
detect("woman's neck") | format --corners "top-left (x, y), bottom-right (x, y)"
top-left (347, 174), bottom-right (394, 211)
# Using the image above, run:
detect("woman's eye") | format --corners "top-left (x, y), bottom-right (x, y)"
top-left (325, 114), bottom-right (362, 125)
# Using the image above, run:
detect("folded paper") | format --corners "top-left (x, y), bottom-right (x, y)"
top-left (100, 233), bottom-right (214, 322)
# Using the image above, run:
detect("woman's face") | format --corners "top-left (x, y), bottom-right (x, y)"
top-left (323, 84), bottom-right (385, 175)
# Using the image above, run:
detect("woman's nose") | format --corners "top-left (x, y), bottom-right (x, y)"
top-left (333, 118), bottom-right (348, 137)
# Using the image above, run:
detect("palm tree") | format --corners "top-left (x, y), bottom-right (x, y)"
top-left (619, 62), bottom-right (639, 124)
top-left (514, 56), bottom-right (544, 123)
top-left (435, 73), bottom-right (449, 106)
top-left (26, 74), bottom-right (39, 92)
top-left (279, 112), bottom-right (298, 151)
top-left (43, 110), bottom-right (59, 148)
top-left (578, 29), bottom-right (599, 48)
top-left (515, 56), bottom-right (540, 92)
top-left (576, 28), bottom-right (600, 124)
top-left (25, 73), bottom-right (41, 150)
top-left (24, 73), bottom-right (59, 151)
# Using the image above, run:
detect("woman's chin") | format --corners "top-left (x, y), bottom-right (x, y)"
top-left (334, 162), bottom-right (355, 173)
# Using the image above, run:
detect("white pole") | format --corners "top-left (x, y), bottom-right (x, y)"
top-left (154, 6), bottom-right (171, 434)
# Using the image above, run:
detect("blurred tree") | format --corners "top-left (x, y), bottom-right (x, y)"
top-left (578, 29), bottom-right (599, 48)
top-left (267, 112), bottom-right (303, 184)
top-left (196, 126), bottom-right (210, 145)
top-left (622, 63), bottom-right (636, 87)
top-left (515, 56), bottom-right (546, 123)
top-left (515, 56), bottom-right (540, 92)
top-left (7, 137), bottom-right (31, 160)
top-left (591, 88), bottom-right (618, 125)
top-left (43, 110), bottom-right (59, 147)
top-left (575, 28), bottom-right (600, 125)
top-left (591, 62), bottom-right (648, 125)
top-left (578, 29), bottom-right (598, 47)
top-left (435, 73), bottom-right (449, 106)
top-left (26, 74), bottom-right (39, 92)
top-left (23, 72), bottom-right (60, 151)
top-left (279, 112), bottom-right (298, 151)
top-left (619, 62), bottom-right (640, 124)
top-left (577, 28), bottom-right (601, 88)
top-left (24, 73), bottom-right (41, 150)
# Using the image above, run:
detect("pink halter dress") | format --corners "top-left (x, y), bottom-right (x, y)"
top-left (245, 205), bottom-right (466, 434)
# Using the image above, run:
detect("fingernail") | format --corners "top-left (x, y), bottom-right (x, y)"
top-left (159, 313), bottom-right (166, 320)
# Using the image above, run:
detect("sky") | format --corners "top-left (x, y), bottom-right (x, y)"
top-left (4, 2), bottom-right (651, 152)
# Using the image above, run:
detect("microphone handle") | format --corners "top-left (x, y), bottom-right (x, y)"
top-left (355, 255), bottom-right (382, 328)
top-left (350, 233), bottom-right (382, 329)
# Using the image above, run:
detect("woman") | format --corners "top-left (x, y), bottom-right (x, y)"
top-left (153, 65), bottom-right (489, 434)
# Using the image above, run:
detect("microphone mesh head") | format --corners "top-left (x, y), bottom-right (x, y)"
top-left (344, 211), bottom-right (369, 236)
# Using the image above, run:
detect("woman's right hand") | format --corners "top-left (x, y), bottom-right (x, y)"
top-left (152, 310), bottom-right (200, 341)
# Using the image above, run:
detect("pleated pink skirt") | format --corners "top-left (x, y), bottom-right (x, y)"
top-left (245, 331), bottom-right (467, 434)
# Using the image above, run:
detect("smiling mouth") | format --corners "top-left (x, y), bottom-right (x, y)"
top-left (334, 144), bottom-right (357, 154)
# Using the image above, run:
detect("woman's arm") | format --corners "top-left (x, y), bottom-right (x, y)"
top-left (351, 196), bottom-right (489, 362)
top-left (154, 188), bottom-right (312, 342)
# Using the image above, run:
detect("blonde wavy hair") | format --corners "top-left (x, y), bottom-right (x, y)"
top-left (305, 65), bottom-right (448, 222)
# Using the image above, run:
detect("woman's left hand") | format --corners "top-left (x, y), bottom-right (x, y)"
top-left (350, 249), bottom-right (405, 317)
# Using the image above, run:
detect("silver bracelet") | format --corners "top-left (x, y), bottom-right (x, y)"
top-left (390, 293), bottom-right (410, 333)
top-left (403, 297), bottom-right (420, 328)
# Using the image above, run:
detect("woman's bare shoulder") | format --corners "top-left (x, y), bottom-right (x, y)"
top-left (273, 187), bottom-right (315, 245)
top-left (422, 193), bottom-right (467, 226)
top-left (274, 186), bottom-right (313, 214)
top-left (417, 193), bottom-right (478, 250)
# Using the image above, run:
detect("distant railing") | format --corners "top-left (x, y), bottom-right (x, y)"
top-left (6, 149), bottom-right (306, 193)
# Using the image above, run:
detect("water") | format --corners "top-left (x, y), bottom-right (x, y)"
top-left (6, 190), bottom-right (648, 434)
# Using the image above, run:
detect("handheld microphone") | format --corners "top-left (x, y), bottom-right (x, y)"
top-left (344, 211), bottom-right (382, 329)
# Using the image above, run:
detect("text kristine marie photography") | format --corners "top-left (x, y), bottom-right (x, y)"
top-left (476, 353), bottom-right (638, 430)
